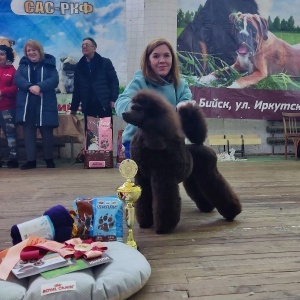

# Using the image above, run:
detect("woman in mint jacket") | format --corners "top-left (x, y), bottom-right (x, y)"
top-left (115, 38), bottom-right (192, 158)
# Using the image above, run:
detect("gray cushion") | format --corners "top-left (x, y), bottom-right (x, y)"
top-left (0, 242), bottom-right (151, 300)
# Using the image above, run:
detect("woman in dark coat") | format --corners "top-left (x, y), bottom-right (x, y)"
top-left (14, 40), bottom-right (59, 170)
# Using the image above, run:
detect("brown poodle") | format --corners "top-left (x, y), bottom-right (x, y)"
top-left (122, 90), bottom-right (241, 234)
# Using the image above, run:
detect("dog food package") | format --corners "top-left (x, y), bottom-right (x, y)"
top-left (98, 117), bottom-right (113, 151)
top-left (84, 116), bottom-right (113, 168)
top-left (72, 197), bottom-right (94, 239)
top-left (116, 129), bottom-right (126, 167)
top-left (92, 196), bottom-right (123, 242)
top-left (85, 116), bottom-right (99, 151)
top-left (84, 150), bottom-right (113, 168)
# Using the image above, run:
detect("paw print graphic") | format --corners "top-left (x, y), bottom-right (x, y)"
top-left (98, 214), bottom-right (114, 231)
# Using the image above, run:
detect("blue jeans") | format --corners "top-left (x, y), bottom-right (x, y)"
top-left (0, 109), bottom-right (18, 161)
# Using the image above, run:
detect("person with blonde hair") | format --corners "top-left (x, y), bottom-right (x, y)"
top-left (14, 40), bottom-right (59, 169)
top-left (115, 38), bottom-right (192, 158)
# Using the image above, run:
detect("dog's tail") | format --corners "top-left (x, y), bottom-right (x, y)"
top-left (178, 103), bottom-right (207, 145)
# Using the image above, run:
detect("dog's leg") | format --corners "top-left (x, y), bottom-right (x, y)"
top-left (134, 173), bottom-right (154, 228)
top-left (151, 172), bottom-right (181, 234)
top-left (183, 176), bottom-right (215, 212)
top-left (186, 145), bottom-right (242, 221)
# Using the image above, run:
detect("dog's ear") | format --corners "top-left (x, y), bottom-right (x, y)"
top-left (258, 16), bottom-right (269, 41)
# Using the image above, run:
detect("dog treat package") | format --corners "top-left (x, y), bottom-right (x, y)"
top-left (84, 117), bottom-right (113, 168)
top-left (116, 129), bottom-right (126, 167)
top-left (72, 196), bottom-right (123, 242)
top-left (72, 197), bottom-right (94, 239)
top-left (92, 196), bottom-right (123, 242)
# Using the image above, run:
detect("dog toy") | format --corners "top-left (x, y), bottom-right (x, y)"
top-left (11, 205), bottom-right (74, 245)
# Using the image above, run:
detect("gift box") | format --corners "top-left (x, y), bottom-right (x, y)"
top-left (84, 117), bottom-right (113, 168)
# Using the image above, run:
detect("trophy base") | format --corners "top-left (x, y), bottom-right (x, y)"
top-left (126, 240), bottom-right (138, 250)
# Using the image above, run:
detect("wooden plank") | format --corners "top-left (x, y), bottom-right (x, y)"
top-left (243, 134), bottom-right (262, 145)
top-left (226, 138), bottom-right (242, 145)
top-left (207, 138), bottom-right (227, 146)
top-left (243, 138), bottom-right (262, 144)
top-left (225, 134), bottom-right (242, 139)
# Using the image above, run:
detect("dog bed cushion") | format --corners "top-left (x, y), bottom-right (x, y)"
top-left (0, 241), bottom-right (151, 300)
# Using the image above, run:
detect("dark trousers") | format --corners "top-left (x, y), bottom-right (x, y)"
top-left (23, 124), bottom-right (54, 161)
top-left (0, 109), bottom-right (18, 161)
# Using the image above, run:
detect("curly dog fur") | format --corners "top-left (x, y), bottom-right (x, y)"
top-left (122, 90), bottom-right (242, 234)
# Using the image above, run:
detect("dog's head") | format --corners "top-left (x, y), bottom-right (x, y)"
top-left (229, 12), bottom-right (268, 57)
top-left (0, 36), bottom-right (20, 67)
top-left (0, 37), bottom-right (15, 48)
top-left (60, 56), bottom-right (77, 78)
top-left (122, 90), bottom-right (184, 150)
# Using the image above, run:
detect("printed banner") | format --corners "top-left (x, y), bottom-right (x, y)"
top-left (177, 0), bottom-right (300, 120)
top-left (0, 0), bottom-right (126, 113)
top-left (191, 86), bottom-right (300, 120)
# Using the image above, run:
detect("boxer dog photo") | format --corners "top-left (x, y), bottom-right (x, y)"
top-left (56, 56), bottom-right (77, 94)
top-left (200, 12), bottom-right (300, 88)
top-left (177, 0), bottom-right (259, 75)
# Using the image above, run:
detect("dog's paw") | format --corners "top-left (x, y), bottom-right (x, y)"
top-left (227, 81), bottom-right (242, 89)
top-left (199, 74), bottom-right (217, 85)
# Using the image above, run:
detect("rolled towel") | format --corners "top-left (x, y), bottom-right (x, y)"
top-left (11, 205), bottom-right (74, 245)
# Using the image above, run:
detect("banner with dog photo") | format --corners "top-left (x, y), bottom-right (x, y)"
top-left (177, 0), bottom-right (300, 120)
top-left (0, 0), bottom-right (126, 114)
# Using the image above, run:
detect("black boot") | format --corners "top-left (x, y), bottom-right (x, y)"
top-left (45, 159), bottom-right (55, 168)
top-left (20, 160), bottom-right (36, 170)
top-left (7, 160), bottom-right (19, 168)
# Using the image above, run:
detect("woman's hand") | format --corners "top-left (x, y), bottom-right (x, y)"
top-left (29, 85), bottom-right (42, 96)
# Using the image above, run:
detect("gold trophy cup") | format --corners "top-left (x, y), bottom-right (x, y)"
top-left (116, 159), bottom-right (141, 249)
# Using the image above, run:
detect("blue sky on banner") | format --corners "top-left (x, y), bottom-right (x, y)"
top-left (177, 0), bottom-right (300, 25)
top-left (0, 0), bottom-right (126, 82)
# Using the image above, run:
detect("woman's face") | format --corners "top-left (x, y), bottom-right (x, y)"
top-left (26, 46), bottom-right (40, 63)
top-left (149, 44), bottom-right (172, 78)
top-left (0, 51), bottom-right (7, 66)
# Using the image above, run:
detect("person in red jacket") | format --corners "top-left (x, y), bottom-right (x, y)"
top-left (0, 45), bottom-right (18, 168)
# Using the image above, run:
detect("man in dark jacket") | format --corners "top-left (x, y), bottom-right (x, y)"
top-left (70, 37), bottom-right (119, 118)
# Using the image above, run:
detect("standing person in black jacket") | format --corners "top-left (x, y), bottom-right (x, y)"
top-left (70, 37), bottom-right (119, 118)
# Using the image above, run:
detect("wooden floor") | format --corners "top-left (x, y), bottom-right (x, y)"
top-left (0, 158), bottom-right (300, 299)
